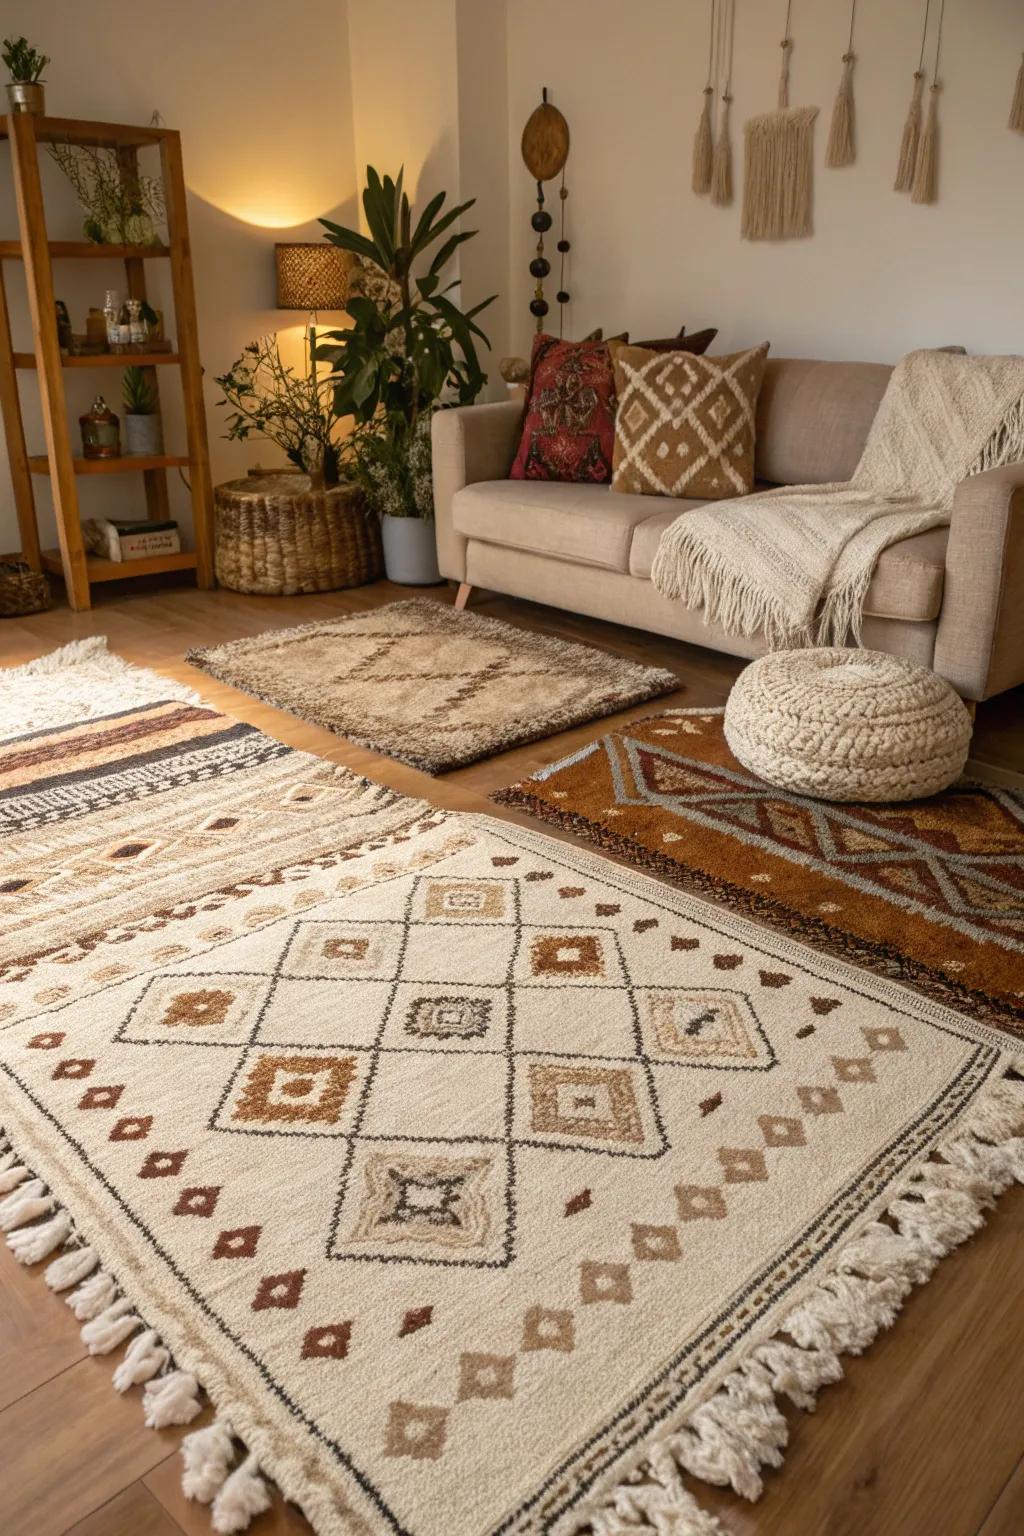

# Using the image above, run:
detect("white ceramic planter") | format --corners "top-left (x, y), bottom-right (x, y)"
top-left (380, 514), bottom-right (441, 585)
top-left (124, 413), bottom-right (164, 457)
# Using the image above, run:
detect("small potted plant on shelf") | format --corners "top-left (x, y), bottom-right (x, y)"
top-left (3, 35), bottom-right (49, 116)
top-left (215, 334), bottom-right (344, 486)
top-left (122, 367), bottom-right (163, 457)
top-left (315, 166), bottom-right (495, 585)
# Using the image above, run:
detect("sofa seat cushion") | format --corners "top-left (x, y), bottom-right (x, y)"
top-left (629, 509), bottom-right (947, 622)
top-left (451, 480), bottom-right (667, 573)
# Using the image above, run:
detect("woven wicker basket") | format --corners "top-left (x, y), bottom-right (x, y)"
top-left (0, 561), bottom-right (51, 617)
top-left (214, 474), bottom-right (382, 596)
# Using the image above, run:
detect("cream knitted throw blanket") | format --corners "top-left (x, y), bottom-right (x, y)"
top-left (651, 349), bottom-right (1024, 648)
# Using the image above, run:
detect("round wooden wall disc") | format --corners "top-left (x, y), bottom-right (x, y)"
top-left (521, 102), bottom-right (570, 182)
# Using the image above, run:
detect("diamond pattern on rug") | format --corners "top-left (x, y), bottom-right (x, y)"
top-left (185, 600), bottom-right (677, 775)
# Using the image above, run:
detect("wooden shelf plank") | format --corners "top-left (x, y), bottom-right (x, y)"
top-left (0, 240), bottom-right (170, 260)
top-left (14, 352), bottom-right (180, 368)
top-left (40, 547), bottom-right (196, 581)
top-left (29, 453), bottom-right (190, 475)
top-left (0, 115), bottom-right (168, 150)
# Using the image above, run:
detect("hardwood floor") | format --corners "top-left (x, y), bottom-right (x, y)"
top-left (1, 574), bottom-right (1022, 1536)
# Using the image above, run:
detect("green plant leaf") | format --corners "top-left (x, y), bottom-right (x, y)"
top-left (319, 219), bottom-right (380, 264)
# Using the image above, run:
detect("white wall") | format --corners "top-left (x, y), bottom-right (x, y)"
top-left (505, 0), bottom-right (1024, 362)
top-left (0, 0), bottom-right (357, 557)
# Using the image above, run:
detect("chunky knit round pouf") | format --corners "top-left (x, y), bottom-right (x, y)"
top-left (724, 649), bottom-right (973, 803)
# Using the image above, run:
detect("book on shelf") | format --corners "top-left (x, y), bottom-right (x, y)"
top-left (82, 517), bottom-right (181, 562)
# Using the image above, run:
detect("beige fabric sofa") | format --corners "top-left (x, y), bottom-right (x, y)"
top-left (432, 358), bottom-right (1024, 702)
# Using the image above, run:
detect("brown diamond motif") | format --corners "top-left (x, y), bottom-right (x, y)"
top-left (457, 1351), bottom-right (516, 1401)
top-left (863, 1026), bottom-right (906, 1053)
top-left (564, 1188), bottom-right (592, 1218)
top-left (138, 1150), bottom-right (188, 1179)
top-left (631, 1223), bottom-right (681, 1262)
top-left (832, 1056), bottom-right (877, 1084)
top-left (384, 1400), bottom-right (448, 1460)
top-left (758, 1114), bottom-right (806, 1148)
top-left (28, 1032), bottom-right (65, 1050)
top-left (213, 1225), bottom-right (262, 1259)
top-left (580, 1260), bottom-right (633, 1305)
top-left (399, 1306), bottom-right (433, 1337)
top-left (521, 1305), bottom-right (575, 1353)
top-left (173, 1185), bottom-right (221, 1217)
top-left (797, 1085), bottom-right (843, 1116)
top-left (302, 1322), bottom-right (352, 1360)
top-left (53, 1059), bottom-right (94, 1080)
top-left (110, 1115), bottom-right (152, 1142)
top-left (252, 1269), bottom-right (306, 1311)
top-left (162, 989), bottom-right (236, 1029)
top-left (78, 1084), bottom-right (125, 1111)
top-left (676, 1184), bottom-right (728, 1221)
top-left (718, 1147), bottom-right (768, 1183)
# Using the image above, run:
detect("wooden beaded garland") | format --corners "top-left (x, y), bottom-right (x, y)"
top-left (520, 88), bottom-right (571, 334)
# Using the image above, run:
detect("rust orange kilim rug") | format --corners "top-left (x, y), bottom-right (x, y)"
top-left (493, 708), bottom-right (1024, 1041)
top-left (2, 650), bottom-right (1023, 1536)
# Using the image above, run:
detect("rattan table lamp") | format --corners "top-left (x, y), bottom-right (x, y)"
top-left (274, 242), bottom-right (352, 377)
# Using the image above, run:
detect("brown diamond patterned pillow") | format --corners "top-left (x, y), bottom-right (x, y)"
top-left (609, 341), bottom-right (770, 500)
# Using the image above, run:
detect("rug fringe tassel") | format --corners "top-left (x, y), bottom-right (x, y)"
top-left (81, 1296), bottom-right (141, 1355)
top-left (581, 1064), bottom-right (1024, 1527)
top-left (182, 1419), bottom-right (237, 1503)
top-left (113, 1328), bottom-right (170, 1392)
top-left (7, 1207), bottom-right (72, 1264)
top-left (211, 1454), bottom-right (272, 1534)
top-left (45, 1242), bottom-right (98, 1291)
top-left (143, 1368), bottom-right (203, 1427)
top-left (0, 1176), bottom-right (50, 1229)
top-left (67, 1267), bottom-right (118, 1320)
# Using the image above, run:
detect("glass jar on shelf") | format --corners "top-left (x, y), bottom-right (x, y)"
top-left (79, 395), bottom-right (120, 460)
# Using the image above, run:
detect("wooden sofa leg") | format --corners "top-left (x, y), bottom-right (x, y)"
top-left (454, 582), bottom-right (472, 611)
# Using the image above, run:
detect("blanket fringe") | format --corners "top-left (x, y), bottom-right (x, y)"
top-left (578, 1063), bottom-right (1024, 1529)
top-left (2, 1068), bottom-right (1022, 1536)
top-left (650, 530), bottom-right (813, 651)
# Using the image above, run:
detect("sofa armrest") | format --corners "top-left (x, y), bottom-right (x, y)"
top-left (432, 400), bottom-right (523, 581)
top-left (933, 462), bottom-right (1024, 700)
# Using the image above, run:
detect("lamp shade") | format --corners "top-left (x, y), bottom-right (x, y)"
top-left (274, 243), bottom-right (352, 311)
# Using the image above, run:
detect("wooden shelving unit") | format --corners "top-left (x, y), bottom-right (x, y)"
top-left (0, 113), bottom-right (213, 610)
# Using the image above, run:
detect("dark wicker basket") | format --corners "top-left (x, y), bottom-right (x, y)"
top-left (0, 561), bottom-right (51, 617)
top-left (214, 474), bottom-right (382, 595)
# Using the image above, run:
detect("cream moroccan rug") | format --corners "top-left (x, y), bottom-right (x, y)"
top-left (186, 601), bottom-right (677, 774)
top-left (2, 647), bottom-right (1023, 1536)
top-left (652, 348), bottom-right (1024, 648)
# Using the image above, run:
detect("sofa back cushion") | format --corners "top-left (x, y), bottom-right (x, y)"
top-left (755, 358), bottom-right (892, 485)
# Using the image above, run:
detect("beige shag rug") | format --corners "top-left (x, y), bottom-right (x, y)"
top-left (2, 646), bottom-right (1023, 1536)
top-left (185, 600), bottom-right (677, 773)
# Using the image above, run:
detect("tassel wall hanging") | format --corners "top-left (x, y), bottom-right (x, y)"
top-left (741, 0), bottom-right (818, 240)
top-left (710, 0), bottom-right (736, 205)
top-left (1009, 52), bottom-right (1024, 132)
top-left (895, 0), bottom-right (930, 192)
top-left (692, 0), bottom-right (716, 194)
top-left (912, 0), bottom-right (945, 204)
top-left (825, 0), bottom-right (857, 168)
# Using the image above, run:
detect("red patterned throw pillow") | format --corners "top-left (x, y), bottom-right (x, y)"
top-left (509, 334), bottom-right (617, 482)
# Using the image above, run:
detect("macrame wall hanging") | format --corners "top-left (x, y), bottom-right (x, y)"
top-left (1009, 50), bottom-right (1024, 132)
top-left (520, 89), bottom-right (571, 334)
top-left (825, 0), bottom-right (857, 168)
top-left (741, 0), bottom-right (818, 240)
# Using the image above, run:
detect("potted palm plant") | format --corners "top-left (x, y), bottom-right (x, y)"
top-left (122, 367), bottom-right (163, 456)
top-left (3, 35), bottom-right (49, 115)
top-left (316, 167), bottom-right (495, 584)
